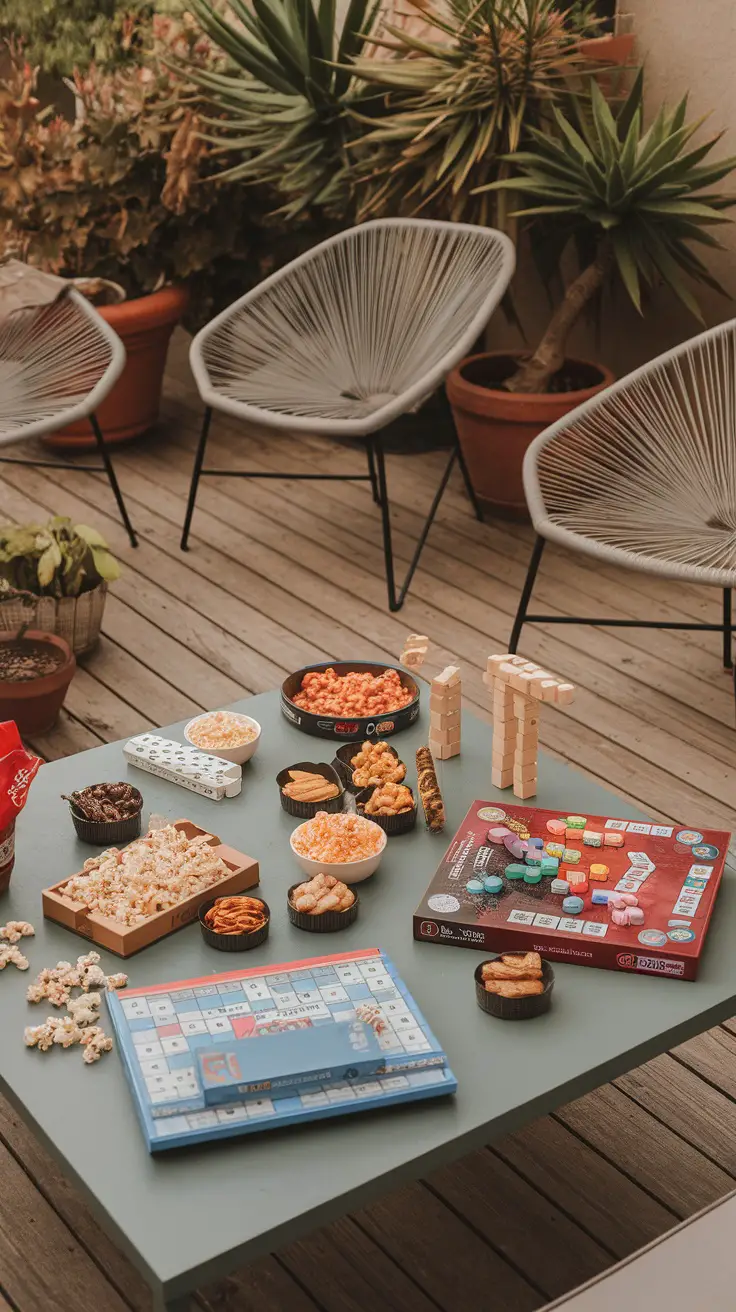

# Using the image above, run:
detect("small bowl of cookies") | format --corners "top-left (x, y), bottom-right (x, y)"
top-left (199, 894), bottom-right (270, 951)
top-left (276, 761), bottom-right (344, 818)
top-left (474, 951), bottom-right (554, 1020)
top-left (356, 781), bottom-right (416, 835)
top-left (334, 740), bottom-right (406, 795)
top-left (288, 875), bottom-right (359, 933)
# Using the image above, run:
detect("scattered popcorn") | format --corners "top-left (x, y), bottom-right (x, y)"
top-left (24, 1014), bottom-right (113, 1062)
top-left (0, 944), bottom-right (29, 971)
top-left (0, 920), bottom-right (34, 944)
top-left (106, 973), bottom-right (128, 991)
top-left (292, 811), bottom-right (384, 864)
top-left (80, 1026), bottom-right (113, 1064)
top-left (67, 992), bottom-right (101, 1028)
top-left (27, 953), bottom-right (127, 1007)
top-left (187, 710), bottom-right (258, 751)
top-left (59, 824), bottom-right (231, 926)
top-left (52, 1017), bottom-right (84, 1049)
top-left (24, 1019), bottom-right (60, 1051)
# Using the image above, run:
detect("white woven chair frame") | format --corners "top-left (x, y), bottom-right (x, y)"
top-left (510, 319), bottom-right (736, 673)
top-left (184, 219), bottom-right (515, 610)
top-left (0, 288), bottom-right (136, 546)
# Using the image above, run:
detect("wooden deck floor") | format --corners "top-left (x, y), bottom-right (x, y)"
top-left (1, 331), bottom-right (736, 1311)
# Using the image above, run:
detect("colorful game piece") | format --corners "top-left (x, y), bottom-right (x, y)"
top-left (567, 873), bottom-right (589, 894)
top-left (583, 830), bottom-right (603, 847)
top-left (108, 949), bottom-right (456, 1152)
top-left (567, 816), bottom-right (586, 829)
top-left (523, 868), bottom-right (542, 885)
top-left (589, 864), bottom-right (609, 881)
top-left (604, 832), bottom-right (625, 847)
top-left (562, 896), bottom-right (584, 915)
top-left (503, 834), bottom-right (527, 859)
top-left (466, 878), bottom-right (485, 894)
top-left (545, 841), bottom-right (565, 859)
top-left (540, 856), bottom-right (559, 876)
top-left (505, 863), bottom-right (527, 879)
top-left (525, 852), bottom-right (542, 867)
top-left (414, 800), bottom-right (729, 979)
top-left (527, 837), bottom-right (544, 850)
top-left (487, 826), bottom-right (512, 843)
top-left (547, 819), bottom-right (567, 836)
top-left (483, 875), bottom-right (504, 894)
top-left (563, 848), bottom-right (581, 864)
top-left (486, 654), bottom-right (575, 801)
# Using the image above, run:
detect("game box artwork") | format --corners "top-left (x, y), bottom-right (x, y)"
top-left (413, 801), bottom-right (731, 980)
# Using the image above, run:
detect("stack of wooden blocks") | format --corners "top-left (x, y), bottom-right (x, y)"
top-left (485, 654), bottom-right (575, 799)
top-left (400, 634), bottom-right (428, 670)
top-left (429, 665), bottom-right (461, 760)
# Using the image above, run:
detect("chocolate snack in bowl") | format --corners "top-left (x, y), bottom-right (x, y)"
top-left (63, 782), bottom-right (143, 845)
top-left (474, 952), bottom-right (555, 1020)
top-left (287, 876), bottom-right (359, 933)
top-left (199, 895), bottom-right (270, 952)
top-left (276, 762), bottom-right (345, 818)
top-left (356, 781), bottom-right (417, 835)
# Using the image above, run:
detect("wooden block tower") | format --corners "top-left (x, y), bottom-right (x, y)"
top-left (485, 654), bottom-right (574, 799)
top-left (429, 665), bottom-right (461, 760)
top-left (400, 634), bottom-right (429, 670)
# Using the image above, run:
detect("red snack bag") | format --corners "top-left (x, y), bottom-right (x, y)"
top-left (0, 722), bottom-right (42, 892)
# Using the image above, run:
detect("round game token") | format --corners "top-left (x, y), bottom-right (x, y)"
top-left (527, 837), bottom-right (544, 850)
top-left (668, 927), bottom-right (695, 943)
top-left (466, 878), bottom-right (485, 894)
top-left (675, 830), bottom-right (703, 846)
top-left (566, 815), bottom-right (587, 829)
top-left (546, 819), bottom-right (566, 836)
top-left (562, 848), bottom-right (581, 864)
top-left (691, 843), bottom-right (719, 860)
top-left (523, 868), bottom-right (542, 884)
top-left (487, 826), bottom-right (512, 844)
top-left (562, 896), bottom-right (584, 915)
top-left (638, 929), bottom-right (668, 947)
top-left (477, 807), bottom-right (507, 823)
top-left (483, 875), bottom-right (504, 895)
top-left (428, 894), bottom-right (460, 914)
top-left (589, 863), bottom-right (609, 880)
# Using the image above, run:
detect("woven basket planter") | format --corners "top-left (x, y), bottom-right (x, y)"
top-left (0, 583), bottom-right (107, 656)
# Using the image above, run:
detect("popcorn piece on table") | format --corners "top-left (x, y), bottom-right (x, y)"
top-left (0, 944), bottom-right (30, 971)
top-left (80, 1027), bottom-right (114, 1064)
top-left (27, 953), bottom-right (127, 1006)
top-left (52, 1016), bottom-right (84, 1049)
top-left (24, 1019), bottom-right (62, 1052)
top-left (67, 992), bottom-right (102, 1028)
top-left (0, 920), bottom-right (34, 944)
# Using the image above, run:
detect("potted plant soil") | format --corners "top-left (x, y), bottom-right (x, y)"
top-left (0, 519), bottom-right (121, 655)
top-left (447, 73), bottom-right (736, 516)
top-left (0, 598), bottom-right (76, 737)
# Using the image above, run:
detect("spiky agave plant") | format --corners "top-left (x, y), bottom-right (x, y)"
top-left (346, 0), bottom-right (592, 227)
top-left (181, 0), bottom-right (380, 218)
top-left (476, 71), bottom-right (736, 392)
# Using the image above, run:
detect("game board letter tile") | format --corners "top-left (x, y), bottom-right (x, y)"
top-left (557, 917), bottom-right (584, 934)
top-left (533, 914), bottom-right (560, 929)
top-left (651, 825), bottom-right (674, 837)
top-left (206, 1018), bottom-right (233, 1036)
top-left (181, 1020), bottom-right (208, 1036)
top-left (177, 1010), bottom-right (202, 1024)
top-left (187, 1111), bottom-right (219, 1129)
top-left (195, 986), bottom-right (219, 997)
top-left (136, 1041), bottom-right (164, 1061)
top-left (335, 966), bottom-right (363, 984)
top-left (216, 1105), bottom-right (249, 1123)
top-left (157, 1023), bottom-right (181, 1038)
top-left (380, 1075), bottom-right (411, 1092)
top-left (582, 921), bottom-right (608, 937)
top-left (604, 819), bottom-right (628, 829)
top-left (507, 909), bottom-right (536, 925)
top-left (300, 1090), bottom-right (330, 1107)
top-left (326, 1082), bottom-right (357, 1101)
top-left (245, 1098), bottom-right (275, 1117)
top-left (368, 975), bottom-right (392, 992)
top-left (140, 1057), bottom-right (169, 1076)
top-left (161, 1036), bottom-right (189, 1055)
top-left (331, 1007), bottom-right (357, 1023)
top-left (223, 1002), bottom-right (251, 1017)
top-left (121, 998), bottom-right (151, 1019)
top-left (353, 1082), bottom-right (383, 1098)
top-left (200, 1007), bottom-right (228, 1020)
top-left (216, 982), bottom-right (243, 995)
top-left (319, 985), bottom-right (349, 1004)
top-left (149, 1090), bottom-right (171, 1105)
top-left (132, 1027), bottom-right (158, 1045)
top-left (626, 822), bottom-right (652, 834)
top-left (274, 992), bottom-right (300, 1009)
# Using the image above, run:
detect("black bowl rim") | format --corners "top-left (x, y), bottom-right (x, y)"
top-left (281, 661), bottom-right (420, 726)
top-left (198, 893), bottom-right (271, 939)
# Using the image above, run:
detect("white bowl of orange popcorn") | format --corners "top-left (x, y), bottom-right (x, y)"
top-left (290, 811), bottom-right (387, 884)
top-left (184, 710), bottom-right (261, 765)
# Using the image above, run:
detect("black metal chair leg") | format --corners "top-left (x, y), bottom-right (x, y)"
top-left (451, 415), bottom-right (484, 522)
top-left (181, 406), bottom-right (213, 551)
top-left (89, 413), bottom-right (137, 548)
top-left (724, 589), bottom-right (733, 671)
top-left (509, 535), bottom-right (546, 653)
top-left (366, 440), bottom-right (380, 505)
top-left (374, 435), bottom-right (458, 612)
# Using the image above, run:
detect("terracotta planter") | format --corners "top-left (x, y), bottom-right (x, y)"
top-left (580, 33), bottom-right (636, 65)
top-left (44, 284), bottom-right (189, 451)
top-left (0, 583), bottom-right (107, 656)
top-left (446, 352), bottom-right (615, 518)
top-left (0, 631), bottom-right (76, 736)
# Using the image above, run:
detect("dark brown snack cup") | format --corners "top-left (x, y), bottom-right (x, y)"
top-left (287, 882), bottom-right (359, 933)
top-left (333, 740), bottom-right (407, 796)
top-left (281, 661), bottom-right (420, 741)
top-left (355, 784), bottom-right (417, 835)
top-left (475, 954), bottom-right (555, 1020)
top-left (199, 895), bottom-right (270, 952)
top-left (276, 761), bottom-right (345, 818)
top-left (68, 785), bottom-right (143, 846)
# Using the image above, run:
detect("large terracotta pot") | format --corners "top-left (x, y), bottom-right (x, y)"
top-left (0, 631), bottom-right (76, 736)
top-left (44, 284), bottom-right (189, 450)
top-left (446, 351), bottom-right (615, 519)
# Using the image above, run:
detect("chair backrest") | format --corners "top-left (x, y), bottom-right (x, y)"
top-left (191, 219), bottom-right (515, 435)
top-left (0, 288), bottom-right (126, 445)
top-left (523, 318), bottom-right (736, 568)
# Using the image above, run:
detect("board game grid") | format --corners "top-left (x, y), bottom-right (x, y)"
top-left (107, 948), bottom-right (457, 1151)
top-left (413, 802), bottom-right (730, 980)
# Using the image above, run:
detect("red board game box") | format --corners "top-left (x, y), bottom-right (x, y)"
top-left (413, 801), bottom-right (731, 980)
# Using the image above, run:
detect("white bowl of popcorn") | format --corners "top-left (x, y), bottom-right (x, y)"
top-left (289, 810), bottom-right (387, 884)
top-left (184, 710), bottom-right (262, 765)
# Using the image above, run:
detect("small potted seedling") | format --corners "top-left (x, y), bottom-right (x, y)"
top-left (0, 585), bottom-right (76, 737)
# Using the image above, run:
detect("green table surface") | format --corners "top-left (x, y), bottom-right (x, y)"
top-left (2, 692), bottom-right (735, 1306)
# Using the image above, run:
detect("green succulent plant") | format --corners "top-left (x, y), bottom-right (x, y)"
top-left (477, 71), bottom-right (736, 392)
top-left (0, 518), bottom-right (121, 599)
top-left (347, 0), bottom-right (593, 228)
top-left (181, 0), bottom-right (380, 218)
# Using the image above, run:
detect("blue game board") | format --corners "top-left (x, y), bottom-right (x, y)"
top-left (107, 947), bottom-right (457, 1151)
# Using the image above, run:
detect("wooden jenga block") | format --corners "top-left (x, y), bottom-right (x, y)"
top-left (430, 724), bottom-right (461, 746)
top-left (406, 634), bottom-right (429, 648)
top-left (555, 684), bottom-right (575, 706)
top-left (538, 679), bottom-right (561, 702)
top-left (514, 743), bottom-right (538, 768)
top-left (513, 777), bottom-right (538, 800)
top-left (433, 665), bottom-right (461, 689)
top-left (402, 646), bottom-right (427, 669)
top-left (432, 709), bottom-right (460, 732)
top-left (491, 748), bottom-right (515, 771)
top-left (492, 766), bottom-right (513, 789)
top-left (429, 690), bottom-right (461, 713)
top-left (431, 740), bottom-right (458, 760)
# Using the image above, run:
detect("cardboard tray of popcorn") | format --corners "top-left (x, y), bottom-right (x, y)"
top-left (42, 820), bottom-right (259, 957)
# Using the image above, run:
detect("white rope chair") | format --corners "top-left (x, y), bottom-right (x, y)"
top-left (0, 288), bottom-right (137, 546)
top-left (510, 318), bottom-right (736, 673)
top-left (184, 219), bottom-right (515, 609)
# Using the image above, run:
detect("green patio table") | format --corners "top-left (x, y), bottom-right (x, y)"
top-left (1, 691), bottom-right (734, 1310)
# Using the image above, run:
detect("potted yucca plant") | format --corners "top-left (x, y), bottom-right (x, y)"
top-left (446, 72), bottom-right (736, 515)
top-left (0, 518), bottom-right (121, 655)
